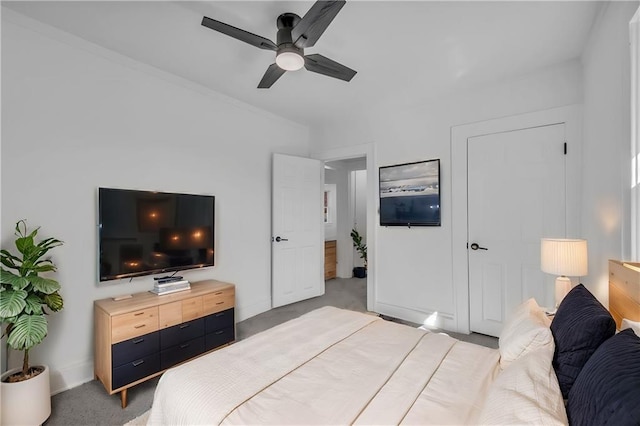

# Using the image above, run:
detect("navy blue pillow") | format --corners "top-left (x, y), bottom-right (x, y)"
top-left (550, 284), bottom-right (616, 398)
top-left (567, 329), bottom-right (640, 426)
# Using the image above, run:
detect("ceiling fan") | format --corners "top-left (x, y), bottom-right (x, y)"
top-left (201, 0), bottom-right (357, 88)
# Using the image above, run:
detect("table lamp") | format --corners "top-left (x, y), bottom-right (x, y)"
top-left (541, 238), bottom-right (588, 308)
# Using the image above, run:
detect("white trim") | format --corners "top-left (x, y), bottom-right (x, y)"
top-left (311, 144), bottom-right (376, 312)
top-left (236, 298), bottom-right (272, 323)
top-left (630, 7), bottom-right (640, 260)
top-left (50, 359), bottom-right (94, 396)
top-left (451, 105), bottom-right (582, 334)
top-left (375, 302), bottom-right (456, 331)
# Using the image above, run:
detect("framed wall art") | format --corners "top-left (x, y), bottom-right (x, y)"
top-left (379, 159), bottom-right (441, 227)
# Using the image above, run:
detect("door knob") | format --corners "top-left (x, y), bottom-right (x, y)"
top-left (470, 243), bottom-right (488, 251)
top-left (275, 236), bottom-right (289, 242)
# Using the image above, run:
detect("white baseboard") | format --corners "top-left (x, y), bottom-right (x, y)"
top-left (49, 359), bottom-right (95, 396)
top-left (235, 298), bottom-right (272, 322)
top-left (374, 302), bottom-right (458, 333)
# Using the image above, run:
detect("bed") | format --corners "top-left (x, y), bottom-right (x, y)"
top-left (147, 263), bottom-right (640, 425)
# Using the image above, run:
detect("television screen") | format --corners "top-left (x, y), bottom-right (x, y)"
top-left (98, 188), bottom-right (214, 281)
top-left (379, 159), bottom-right (441, 226)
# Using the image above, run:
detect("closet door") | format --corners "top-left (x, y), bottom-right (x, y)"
top-left (468, 124), bottom-right (566, 336)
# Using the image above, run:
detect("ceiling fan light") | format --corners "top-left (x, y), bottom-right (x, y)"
top-left (276, 51), bottom-right (304, 71)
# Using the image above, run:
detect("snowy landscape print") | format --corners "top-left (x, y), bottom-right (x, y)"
top-left (379, 159), bottom-right (440, 226)
top-left (379, 160), bottom-right (439, 197)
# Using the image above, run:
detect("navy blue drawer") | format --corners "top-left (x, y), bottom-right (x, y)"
top-left (112, 353), bottom-right (160, 390)
top-left (205, 326), bottom-right (234, 351)
top-left (112, 331), bottom-right (159, 367)
top-left (160, 318), bottom-right (204, 350)
top-left (205, 308), bottom-right (234, 333)
top-left (160, 336), bottom-right (205, 370)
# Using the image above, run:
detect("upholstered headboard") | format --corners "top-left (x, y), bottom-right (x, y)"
top-left (608, 259), bottom-right (640, 329)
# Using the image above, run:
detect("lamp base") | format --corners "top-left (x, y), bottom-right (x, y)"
top-left (555, 276), bottom-right (572, 308)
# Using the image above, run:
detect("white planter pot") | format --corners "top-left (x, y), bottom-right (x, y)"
top-left (1, 365), bottom-right (51, 426)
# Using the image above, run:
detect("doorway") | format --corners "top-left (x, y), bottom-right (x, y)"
top-left (313, 143), bottom-right (375, 312)
top-left (324, 158), bottom-right (368, 308)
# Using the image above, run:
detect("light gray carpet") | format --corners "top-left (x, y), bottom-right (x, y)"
top-left (44, 277), bottom-right (496, 425)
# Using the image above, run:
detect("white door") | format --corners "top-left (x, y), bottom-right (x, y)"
top-left (272, 153), bottom-right (325, 308)
top-left (468, 124), bottom-right (566, 336)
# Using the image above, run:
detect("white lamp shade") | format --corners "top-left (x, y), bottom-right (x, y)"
top-left (541, 238), bottom-right (588, 277)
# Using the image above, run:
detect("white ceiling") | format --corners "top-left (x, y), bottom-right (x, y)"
top-left (4, 1), bottom-right (601, 128)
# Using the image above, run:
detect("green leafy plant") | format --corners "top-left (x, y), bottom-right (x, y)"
top-left (350, 228), bottom-right (367, 269)
top-left (1, 220), bottom-right (63, 382)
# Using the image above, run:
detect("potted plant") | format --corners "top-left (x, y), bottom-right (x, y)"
top-left (1, 220), bottom-right (63, 425)
top-left (350, 228), bottom-right (367, 278)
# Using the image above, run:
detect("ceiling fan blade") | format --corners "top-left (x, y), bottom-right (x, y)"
top-left (291, 1), bottom-right (345, 48)
top-left (258, 63), bottom-right (287, 88)
top-left (304, 53), bottom-right (356, 82)
top-left (202, 16), bottom-right (277, 51)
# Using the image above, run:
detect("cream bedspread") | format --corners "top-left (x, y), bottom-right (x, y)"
top-left (147, 306), bottom-right (500, 425)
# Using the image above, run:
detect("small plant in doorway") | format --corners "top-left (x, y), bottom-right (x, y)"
top-left (350, 228), bottom-right (367, 278)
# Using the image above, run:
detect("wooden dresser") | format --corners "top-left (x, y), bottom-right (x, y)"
top-left (325, 240), bottom-right (337, 280)
top-left (94, 280), bottom-right (235, 407)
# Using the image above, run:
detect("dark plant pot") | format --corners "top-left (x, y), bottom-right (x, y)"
top-left (353, 267), bottom-right (367, 278)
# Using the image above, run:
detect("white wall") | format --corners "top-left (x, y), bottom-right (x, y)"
top-left (1, 10), bottom-right (309, 393)
top-left (581, 1), bottom-right (639, 305)
top-left (351, 170), bottom-right (367, 268)
top-left (312, 60), bottom-right (583, 329)
top-left (324, 168), bottom-right (350, 277)
top-left (323, 179), bottom-right (338, 240)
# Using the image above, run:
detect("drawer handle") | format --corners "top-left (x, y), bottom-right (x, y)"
top-left (132, 360), bottom-right (144, 367)
top-left (180, 343), bottom-right (190, 349)
top-left (132, 338), bottom-right (145, 344)
top-left (214, 330), bottom-right (225, 335)
top-left (216, 302), bottom-right (224, 305)
top-left (214, 292), bottom-right (223, 295)
top-left (214, 312), bottom-right (224, 317)
top-left (134, 312), bottom-right (145, 316)
top-left (179, 324), bottom-right (190, 329)
top-left (134, 324), bottom-right (146, 329)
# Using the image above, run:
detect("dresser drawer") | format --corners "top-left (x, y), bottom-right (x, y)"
top-left (112, 353), bottom-right (160, 390)
top-left (160, 318), bottom-right (204, 350)
top-left (111, 307), bottom-right (159, 344)
top-left (160, 336), bottom-right (205, 370)
top-left (205, 308), bottom-right (234, 333)
top-left (182, 296), bottom-right (203, 322)
top-left (158, 301), bottom-right (182, 329)
top-left (203, 289), bottom-right (235, 315)
top-left (112, 331), bottom-right (159, 367)
top-left (205, 326), bottom-right (235, 351)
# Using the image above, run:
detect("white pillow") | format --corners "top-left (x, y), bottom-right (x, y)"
top-left (621, 318), bottom-right (640, 337)
top-left (478, 347), bottom-right (568, 425)
top-left (498, 298), bottom-right (554, 369)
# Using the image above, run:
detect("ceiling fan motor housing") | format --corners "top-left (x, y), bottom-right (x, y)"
top-left (276, 13), bottom-right (304, 57)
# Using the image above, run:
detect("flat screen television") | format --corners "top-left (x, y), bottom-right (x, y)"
top-left (379, 159), bottom-right (441, 226)
top-left (98, 188), bottom-right (215, 282)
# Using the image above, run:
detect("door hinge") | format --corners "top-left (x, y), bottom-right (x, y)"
top-left (564, 142), bottom-right (567, 155)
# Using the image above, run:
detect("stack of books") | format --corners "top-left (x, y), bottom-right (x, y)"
top-left (150, 277), bottom-right (191, 295)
